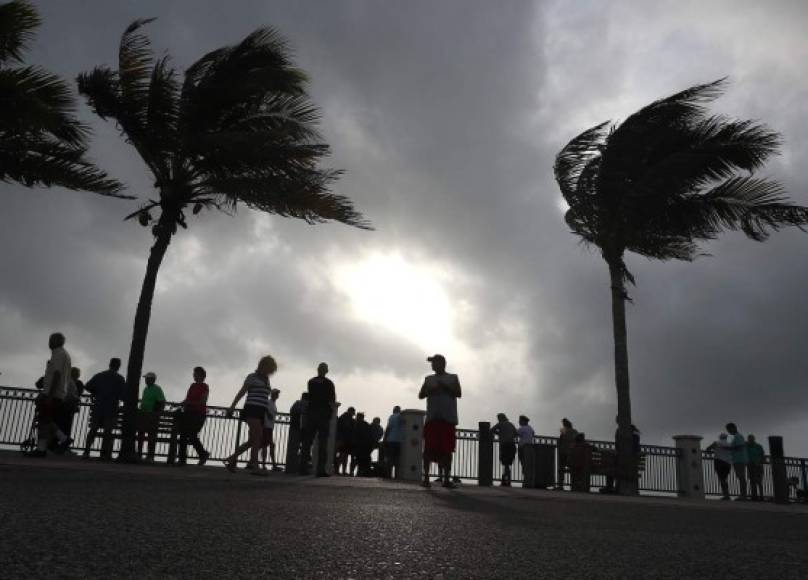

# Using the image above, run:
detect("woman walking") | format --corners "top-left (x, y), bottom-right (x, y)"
top-left (176, 366), bottom-right (210, 466)
top-left (225, 355), bottom-right (277, 475)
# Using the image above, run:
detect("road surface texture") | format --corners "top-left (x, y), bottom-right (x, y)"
top-left (1, 452), bottom-right (807, 579)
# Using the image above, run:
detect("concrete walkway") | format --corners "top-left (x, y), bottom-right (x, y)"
top-left (1, 452), bottom-right (807, 579)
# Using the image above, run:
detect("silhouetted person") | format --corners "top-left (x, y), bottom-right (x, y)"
top-left (290, 393), bottom-right (309, 433)
top-left (383, 406), bottom-right (404, 478)
top-left (300, 362), bottom-right (336, 477)
top-left (226, 356), bottom-right (277, 476)
top-left (137, 371), bottom-right (165, 462)
top-left (726, 422), bottom-right (748, 500)
top-left (370, 416), bottom-right (384, 468)
top-left (516, 415), bottom-right (535, 473)
top-left (706, 433), bottom-right (732, 500)
top-left (175, 366), bottom-right (210, 466)
top-left (30, 332), bottom-right (72, 457)
top-left (746, 434), bottom-right (765, 501)
top-left (261, 388), bottom-right (281, 471)
top-left (419, 354), bottom-right (462, 488)
top-left (83, 357), bottom-right (124, 460)
top-left (352, 412), bottom-right (373, 476)
top-left (335, 406), bottom-right (356, 475)
top-left (492, 413), bottom-right (517, 486)
top-left (555, 418), bottom-right (578, 490)
top-left (55, 366), bottom-right (83, 449)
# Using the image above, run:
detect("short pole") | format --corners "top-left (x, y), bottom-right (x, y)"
top-left (768, 436), bottom-right (789, 504)
top-left (478, 421), bottom-right (493, 487)
top-left (673, 435), bottom-right (704, 500)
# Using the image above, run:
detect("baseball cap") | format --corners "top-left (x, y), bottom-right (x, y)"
top-left (427, 354), bottom-right (446, 363)
top-left (143, 371), bottom-right (157, 380)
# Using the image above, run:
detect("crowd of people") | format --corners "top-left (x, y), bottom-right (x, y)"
top-left (26, 332), bottom-right (785, 501)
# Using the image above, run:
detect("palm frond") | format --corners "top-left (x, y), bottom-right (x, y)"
top-left (554, 120), bottom-right (610, 203)
top-left (118, 18), bottom-right (157, 136)
top-left (0, 0), bottom-right (39, 64)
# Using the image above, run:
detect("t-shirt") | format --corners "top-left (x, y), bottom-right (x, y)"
top-left (371, 423), bottom-right (384, 444)
top-left (730, 433), bottom-right (748, 464)
top-left (243, 373), bottom-right (271, 410)
top-left (289, 400), bottom-right (304, 430)
top-left (385, 413), bottom-right (404, 443)
top-left (185, 382), bottom-right (208, 415)
top-left (86, 369), bottom-right (125, 412)
top-left (558, 427), bottom-right (578, 453)
top-left (517, 425), bottom-right (535, 446)
top-left (264, 399), bottom-right (278, 429)
top-left (423, 373), bottom-right (460, 425)
top-left (307, 376), bottom-right (336, 415)
top-left (713, 437), bottom-right (733, 464)
top-left (337, 412), bottom-right (354, 442)
top-left (140, 384), bottom-right (166, 412)
top-left (43, 347), bottom-right (72, 400)
top-left (747, 442), bottom-right (765, 465)
top-left (492, 420), bottom-right (518, 445)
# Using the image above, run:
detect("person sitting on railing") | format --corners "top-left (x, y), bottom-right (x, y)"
top-left (746, 435), bottom-right (765, 501)
top-left (516, 415), bottom-right (535, 475)
top-left (175, 366), bottom-right (210, 467)
top-left (82, 357), bottom-right (124, 460)
top-left (491, 413), bottom-right (517, 487)
top-left (136, 371), bottom-right (165, 462)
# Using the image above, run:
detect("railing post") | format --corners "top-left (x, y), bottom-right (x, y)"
top-left (284, 419), bottom-right (301, 474)
top-left (398, 409), bottom-right (426, 482)
top-left (673, 435), bottom-right (704, 499)
top-left (478, 421), bottom-right (493, 487)
top-left (768, 435), bottom-right (789, 504)
top-left (801, 459), bottom-right (808, 496)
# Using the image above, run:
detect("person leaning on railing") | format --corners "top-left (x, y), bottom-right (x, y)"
top-left (136, 371), bottom-right (166, 462)
top-left (555, 418), bottom-right (578, 490)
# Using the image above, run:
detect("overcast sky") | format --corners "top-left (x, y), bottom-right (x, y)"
top-left (3, 0), bottom-right (808, 454)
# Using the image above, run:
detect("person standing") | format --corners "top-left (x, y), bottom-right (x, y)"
top-left (83, 357), bottom-right (125, 460)
top-left (137, 371), bottom-right (166, 462)
top-left (351, 412), bottom-right (373, 476)
top-left (335, 406), bottom-right (356, 475)
top-left (225, 355), bottom-right (277, 475)
top-left (555, 418), bottom-right (578, 490)
top-left (726, 422), bottom-right (748, 501)
top-left (55, 366), bottom-right (83, 449)
top-left (491, 413), bottom-right (518, 487)
top-left (706, 433), bottom-right (733, 500)
top-left (261, 388), bottom-right (281, 471)
top-left (746, 434), bottom-right (765, 501)
top-left (418, 354), bottom-right (462, 489)
top-left (370, 416), bottom-right (384, 470)
top-left (300, 362), bottom-right (336, 477)
top-left (383, 406), bottom-right (404, 478)
top-left (516, 415), bottom-right (535, 474)
top-left (285, 392), bottom-right (308, 473)
top-left (30, 332), bottom-right (73, 457)
top-left (175, 367), bottom-right (210, 466)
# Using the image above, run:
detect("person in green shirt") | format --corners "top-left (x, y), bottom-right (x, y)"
top-left (746, 434), bottom-right (766, 501)
top-left (137, 371), bottom-right (166, 461)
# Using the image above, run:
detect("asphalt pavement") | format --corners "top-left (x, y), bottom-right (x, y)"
top-left (1, 452), bottom-right (807, 579)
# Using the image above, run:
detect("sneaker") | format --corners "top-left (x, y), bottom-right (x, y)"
top-left (198, 451), bottom-right (210, 466)
top-left (27, 449), bottom-right (47, 458)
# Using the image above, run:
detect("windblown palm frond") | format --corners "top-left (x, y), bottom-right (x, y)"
top-left (556, 78), bottom-right (808, 277)
top-left (0, 0), bottom-right (125, 196)
top-left (79, 18), bottom-right (370, 230)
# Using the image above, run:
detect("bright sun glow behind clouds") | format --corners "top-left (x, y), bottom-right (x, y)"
top-left (331, 252), bottom-right (454, 349)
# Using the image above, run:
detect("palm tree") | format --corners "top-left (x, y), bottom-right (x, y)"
top-left (554, 79), bottom-right (808, 495)
top-left (0, 0), bottom-right (123, 194)
top-left (77, 19), bottom-right (370, 459)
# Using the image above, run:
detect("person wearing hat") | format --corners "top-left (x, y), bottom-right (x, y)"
top-left (418, 354), bottom-right (462, 488)
top-left (261, 388), bottom-right (282, 471)
top-left (137, 371), bottom-right (166, 462)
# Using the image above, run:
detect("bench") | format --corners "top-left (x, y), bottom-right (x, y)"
top-left (568, 445), bottom-right (645, 492)
top-left (101, 406), bottom-right (182, 461)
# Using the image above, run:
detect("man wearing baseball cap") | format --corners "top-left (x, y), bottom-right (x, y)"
top-left (418, 354), bottom-right (462, 488)
top-left (137, 371), bottom-right (166, 462)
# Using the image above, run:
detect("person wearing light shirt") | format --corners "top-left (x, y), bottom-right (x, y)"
top-left (516, 415), bottom-right (535, 473)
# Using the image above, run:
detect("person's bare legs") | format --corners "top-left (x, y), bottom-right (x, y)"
top-left (422, 456), bottom-right (432, 487)
top-left (440, 456), bottom-right (454, 487)
top-left (247, 418), bottom-right (262, 467)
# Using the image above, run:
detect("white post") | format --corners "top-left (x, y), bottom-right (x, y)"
top-left (673, 435), bottom-right (704, 499)
top-left (398, 409), bottom-right (426, 482)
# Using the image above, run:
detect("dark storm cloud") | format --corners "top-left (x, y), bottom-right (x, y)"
top-left (2, 1), bottom-right (808, 452)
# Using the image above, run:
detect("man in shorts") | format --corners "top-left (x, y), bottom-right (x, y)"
top-left (418, 354), bottom-right (461, 488)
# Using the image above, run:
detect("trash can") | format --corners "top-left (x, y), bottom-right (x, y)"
top-left (523, 443), bottom-right (556, 489)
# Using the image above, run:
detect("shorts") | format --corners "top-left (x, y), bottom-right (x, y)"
top-left (423, 420), bottom-right (456, 461)
top-left (715, 459), bottom-right (731, 480)
top-left (241, 405), bottom-right (267, 422)
top-left (500, 443), bottom-right (517, 466)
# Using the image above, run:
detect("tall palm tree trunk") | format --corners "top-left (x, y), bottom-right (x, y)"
top-left (608, 258), bottom-right (638, 495)
top-left (119, 219), bottom-right (173, 460)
